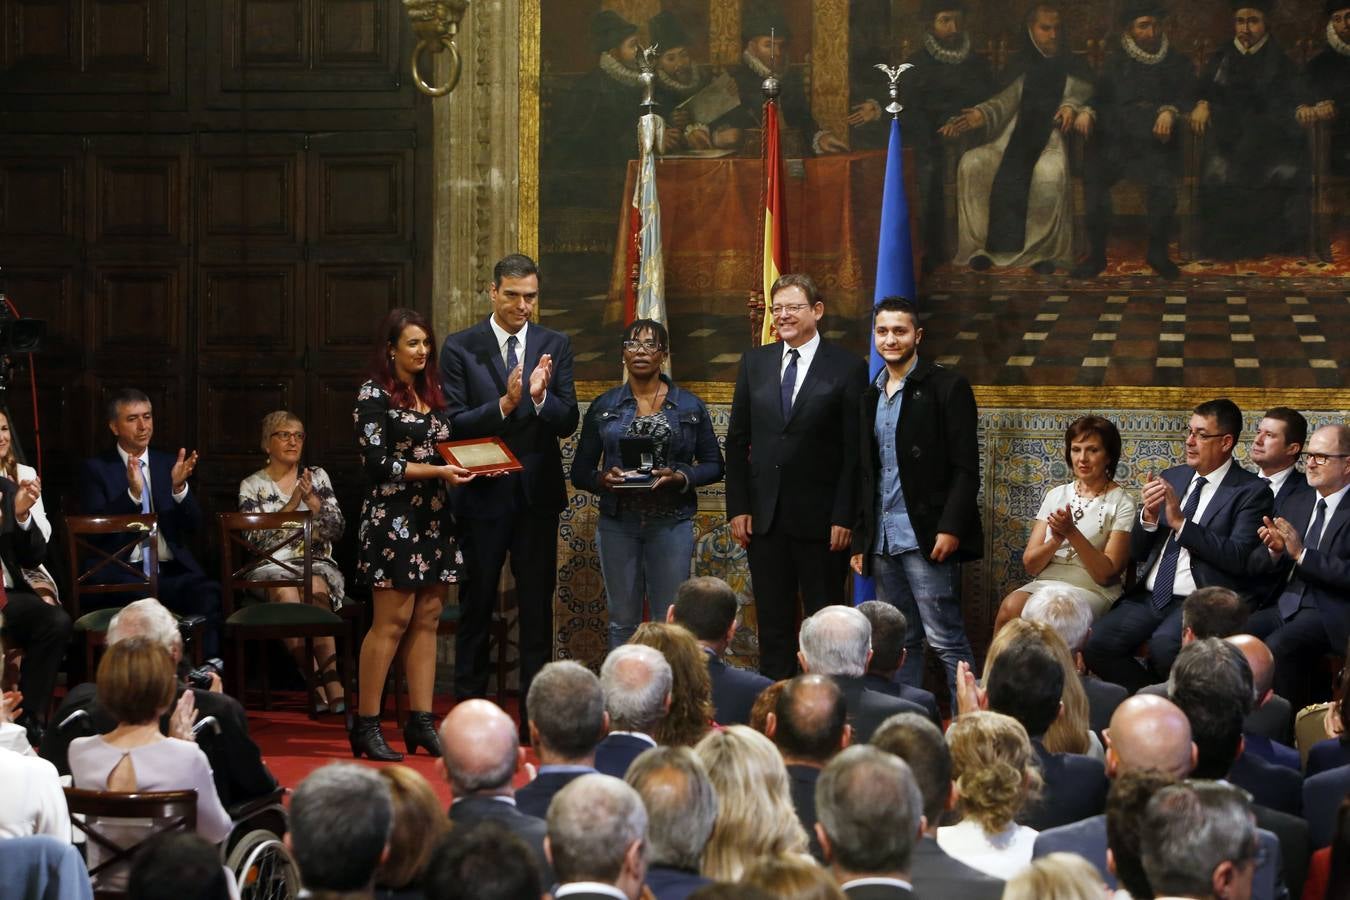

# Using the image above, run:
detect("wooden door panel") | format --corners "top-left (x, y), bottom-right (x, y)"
top-left (87, 136), bottom-right (189, 246)
top-left (88, 261), bottom-right (186, 356)
top-left (0, 267), bottom-right (81, 354)
top-left (0, 151), bottom-right (80, 241)
top-left (198, 263), bottom-right (302, 354)
top-left (197, 370), bottom-right (298, 460)
top-left (309, 261), bottom-right (408, 353)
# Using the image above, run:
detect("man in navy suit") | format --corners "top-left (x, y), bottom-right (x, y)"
top-left (725, 273), bottom-right (867, 679)
top-left (545, 775), bottom-right (648, 900)
top-left (1249, 424), bottom-right (1350, 705)
top-left (595, 644), bottom-right (669, 779)
top-left (667, 576), bottom-right (771, 726)
top-left (514, 661), bottom-right (606, 819)
top-left (1085, 398), bottom-right (1271, 693)
top-left (856, 600), bottom-right (942, 727)
top-left (625, 747), bottom-right (715, 900)
top-left (1249, 407), bottom-right (1312, 615)
top-left (765, 674), bottom-right (850, 860)
top-left (79, 388), bottom-right (220, 655)
top-left (439, 254), bottom-right (579, 730)
top-left (817, 746), bottom-right (923, 899)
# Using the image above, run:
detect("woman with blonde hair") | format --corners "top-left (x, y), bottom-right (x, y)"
top-left (1002, 852), bottom-right (1108, 900)
top-left (694, 725), bottom-right (808, 880)
top-left (375, 766), bottom-right (450, 900)
top-left (986, 617), bottom-right (1097, 757)
top-left (937, 710), bottom-right (1042, 879)
top-left (630, 621), bottom-right (714, 745)
top-left (742, 856), bottom-right (846, 900)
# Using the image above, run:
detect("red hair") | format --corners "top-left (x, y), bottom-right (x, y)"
top-left (369, 308), bottom-right (446, 412)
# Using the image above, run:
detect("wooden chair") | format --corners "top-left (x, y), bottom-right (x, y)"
top-left (62, 513), bottom-right (161, 675)
top-left (217, 511), bottom-right (354, 731)
top-left (64, 786), bottom-right (197, 899)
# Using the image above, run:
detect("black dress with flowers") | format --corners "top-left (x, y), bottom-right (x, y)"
top-left (353, 381), bottom-right (462, 589)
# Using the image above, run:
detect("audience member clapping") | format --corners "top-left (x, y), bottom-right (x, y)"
top-left (1001, 852), bottom-right (1108, 900)
top-left (987, 617), bottom-right (1098, 757)
top-left (694, 724), bottom-right (808, 880)
top-left (624, 746), bottom-right (716, 900)
top-left (742, 856), bottom-right (845, 900)
top-left (668, 576), bottom-right (772, 726)
top-left (1139, 782), bottom-right (1259, 900)
top-left (375, 766), bottom-right (449, 900)
top-left (765, 674), bottom-right (849, 861)
top-left (0, 624), bottom-right (68, 841)
top-left (630, 622), bottom-right (714, 746)
top-left (288, 763), bottom-right (392, 898)
top-left (423, 823), bottom-right (542, 900)
top-left (1023, 585), bottom-right (1126, 736)
top-left (597, 644), bottom-right (672, 778)
top-left (515, 660), bottom-right (606, 818)
top-left (855, 600), bottom-right (941, 725)
top-left (0, 408), bottom-right (58, 605)
top-left (545, 773), bottom-right (649, 900)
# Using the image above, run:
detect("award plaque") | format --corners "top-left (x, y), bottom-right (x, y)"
top-left (436, 437), bottom-right (524, 475)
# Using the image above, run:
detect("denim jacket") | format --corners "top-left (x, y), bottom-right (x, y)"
top-left (571, 375), bottom-right (724, 519)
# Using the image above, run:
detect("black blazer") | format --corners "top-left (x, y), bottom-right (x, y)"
top-left (706, 651), bottom-right (773, 726)
top-left (725, 338), bottom-right (867, 538)
top-left (1251, 469), bottom-right (1313, 606)
top-left (910, 836), bottom-right (1003, 900)
top-left (78, 448), bottom-right (204, 575)
top-left (1245, 694), bottom-right (1292, 744)
top-left (439, 318), bottom-right (580, 517)
top-left (1021, 740), bottom-right (1109, 831)
top-left (1248, 486), bottom-right (1350, 650)
top-left (1230, 748), bottom-right (1302, 816)
top-left (786, 764), bottom-right (824, 860)
top-left (831, 675), bottom-right (926, 744)
top-left (447, 795), bottom-right (553, 884)
top-left (862, 673), bottom-right (942, 728)
top-left (1273, 469), bottom-right (1312, 516)
top-left (514, 768), bottom-right (591, 820)
top-left (594, 733), bottom-right (656, 779)
top-left (853, 358), bottom-right (983, 568)
top-left (841, 883), bottom-right (913, 899)
top-left (1131, 462), bottom-right (1271, 600)
top-left (0, 477), bottom-right (47, 589)
top-left (1081, 674), bottom-right (1127, 736)
top-left (1254, 802), bottom-right (1309, 900)
top-left (644, 865), bottom-right (710, 900)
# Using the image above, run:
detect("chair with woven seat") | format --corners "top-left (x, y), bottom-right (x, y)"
top-left (62, 513), bottom-right (162, 676)
top-left (217, 510), bottom-right (353, 731)
top-left (64, 786), bottom-right (197, 900)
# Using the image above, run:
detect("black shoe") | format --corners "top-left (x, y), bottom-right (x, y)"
top-left (969, 255), bottom-right (992, 272)
top-left (1070, 256), bottom-right (1106, 279)
top-left (1031, 260), bottom-right (1056, 275)
top-left (1147, 253), bottom-right (1181, 280)
top-left (403, 711), bottom-right (442, 757)
top-left (349, 715), bottom-right (403, 761)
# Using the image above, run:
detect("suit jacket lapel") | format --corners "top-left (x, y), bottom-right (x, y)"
top-left (476, 320), bottom-right (509, 394)
top-left (1313, 500), bottom-right (1350, 551)
top-left (759, 344), bottom-right (789, 429)
top-left (1198, 467), bottom-right (1241, 528)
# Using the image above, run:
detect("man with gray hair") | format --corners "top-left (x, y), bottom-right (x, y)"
top-left (286, 763), bottom-right (392, 897)
top-left (815, 745), bottom-right (925, 898)
top-left (856, 600), bottom-right (940, 726)
top-left (546, 773), bottom-right (649, 900)
top-left (1139, 781), bottom-right (1259, 900)
top-left (515, 661), bottom-right (608, 818)
top-left (797, 605), bottom-right (923, 743)
top-left (624, 746), bottom-right (715, 899)
top-left (596, 644), bottom-right (672, 778)
top-left (1023, 585), bottom-right (1126, 735)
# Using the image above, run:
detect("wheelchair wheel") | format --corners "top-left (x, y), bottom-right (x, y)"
top-left (226, 828), bottom-right (300, 900)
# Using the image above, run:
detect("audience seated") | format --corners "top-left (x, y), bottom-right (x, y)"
top-left (1305, 679), bottom-right (1350, 777)
top-left (436, 699), bottom-right (552, 885)
top-left (694, 725), bottom-right (809, 880)
top-left (515, 660), bottom-right (606, 818)
top-left (42, 597), bottom-right (277, 808)
top-left (936, 711), bottom-right (1042, 879)
top-left (988, 618), bottom-right (1100, 758)
top-left (750, 680), bottom-right (788, 734)
top-left (1103, 769), bottom-right (1180, 900)
top-left (597, 644), bottom-right (672, 778)
top-left (869, 713), bottom-right (1004, 898)
top-left (764, 674), bottom-right (849, 860)
top-left (1300, 794), bottom-right (1350, 900)
top-left (0, 628), bottom-right (68, 841)
top-left (0, 835), bottom-right (91, 900)
top-left (127, 832), bottom-right (233, 900)
top-left (288, 763), bottom-right (391, 899)
top-left (1139, 782), bottom-right (1260, 900)
top-left (1137, 587), bottom-right (1250, 696)
top-left (422, 823), bottom-right (542, 900)
top-left (815, 744), bottom-right (925, 898)
top-left (742, 856), bottom-right (845, 900)
top-left (545, 774), bottom-right (648, 900)
top-left (1001, 852), bottom-right (1107, 900)
top-left (797, 606), bottom-right (924, 743)
top-left (668, 576), bottom-right (772, 726)
top-left (1022, 586), bottom-right (1126, 737)
top-left (375, 766), bottom-right (449, 900)
top-left (624, 746), bottom-right (716, 900)
top-left (855, 600), bottom-right (941, 726)
top-left (1303, 764), bottom-right (1350, 851)
top-left (630, 622), bottom-right (714, 746)
top-left (0, 409), bottom-right (56, 606)
top-left (1227, 634), bottom-right (1299, 770)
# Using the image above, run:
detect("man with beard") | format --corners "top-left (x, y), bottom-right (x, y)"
top-left (1306, 3), bottom-right (1350, 175)
top-left (1193, 1), bottom-right (1309, 260)
top-left (946, 3), bottom-right (1094, 274)
top-left (559, 11), bottom-right (645, 170)
top-left (647, 11), bottom-right (740, 154)
top-left (1072, 1), bottom-right (1195, 281)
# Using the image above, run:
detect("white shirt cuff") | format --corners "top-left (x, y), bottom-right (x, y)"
top-left (172, 483), bottom-right (189, 503)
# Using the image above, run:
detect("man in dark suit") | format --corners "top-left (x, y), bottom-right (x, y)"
top-left (797, 605), bottom-right (925, 744)
top-left (439, 698), bottom-right (553, 886)
top-left (1085, 398), bottom-right (1271, 693)
top-left (667, 576), bottom-right (771, 726)
top-left (439, 253), bottom-right (580, 728)
top-left (287, 764), bottom-right (391, 898)
top-left (1248, 408), bottom-right (1312, 617)
top-left (1228, 635), bottom-right (1296, 762)
top-left (625, 747), bottom-right (715, 900)
top-left (545, 774), bottom-right (648, 900)
top-left (856, 600), bottom-right (941, 726)
top-left (424, 824), bottom-right (543, 900)
top-left (0, 474), bottom-right (70, 743)
top-left (1248, 424), bottom-right (1350, 707)
top-left (514, 661), bottom-right (606, 819)
top-left (764, 674), bottom-right (849, 860)
top-left (816, 746), bottom-right (923, 898)
top-left (851, 298), bottom-right (982, 709)
top-left (870, 713), bottom-right (1004, 899)
top-left (726, 273), bottom-right (867, 680)
top-left (78, 387), bottom-right (220, 655)
top-left (1022, 585), bottom-right (1126, 736)
top-left (595, 644), bottom-right (669, 779)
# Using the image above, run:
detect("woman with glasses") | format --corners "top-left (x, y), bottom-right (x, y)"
top-left (238, 410), bottom-right (348, 713)
top-left (571, 319), bottom-right (724, 649)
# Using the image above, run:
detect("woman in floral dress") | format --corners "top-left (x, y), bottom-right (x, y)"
top-left (352, 308), bottom-right (474, 761)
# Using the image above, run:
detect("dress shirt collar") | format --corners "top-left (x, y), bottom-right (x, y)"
top-left (1262, 464), bottom-right (1296, 495)
top-left (607, 731), bottom-right (658, 747)
top-left (781, 330), bottom-right (821, 368)
top-left (840, 876), bottom-right (914, 891)
top-left (1315, 481), bottom-right (1350, 520)
top-left (450, 793), bottom-right (516, 806)
top-left (537, 764), bottom-right (597, 775)
top-left (116, 444), bottom-right (148, 468)
top-left (554, 883), bottom-right (628, 899)
top-left (489, 315), bottom-right (528, 355)
top-left (1191, 456), bottom-right (1233, 492)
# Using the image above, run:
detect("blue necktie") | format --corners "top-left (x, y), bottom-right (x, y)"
top-left (1150, 476), bottom-right (1206, 612)
top-left (1278, 497), bottom-right (1328, 619)
top-left (780, 348), bottom-right (799, 421)
top-left (506, 334), bottom-right (519, 372)
top-left (138, 460), bottom-right (153, 578)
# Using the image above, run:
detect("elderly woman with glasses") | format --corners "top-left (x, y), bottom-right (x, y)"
top-left (571, 319), bottom-right (724, 649)
top-left (238, 410), bottom-right (347, 713)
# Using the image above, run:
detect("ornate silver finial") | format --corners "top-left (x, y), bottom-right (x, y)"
top-left (762, 27), bottom-right (781, 101)
top-left (637, 43), bottom-right (660, 111)
top-left (875, 62), bottom-right (915, 117)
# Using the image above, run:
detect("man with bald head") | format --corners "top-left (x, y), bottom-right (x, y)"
top-left (764, 674), bottom-right (851, 860)
top-left (1227, 634), bottom-right (1297, 767)
top-left (437, 698), bottom-right (552, 883)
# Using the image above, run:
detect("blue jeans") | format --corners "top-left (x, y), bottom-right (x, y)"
top-left (872, 550), bottom-right (974, 708)
top-left (596, 512), bottom-right (696, 649)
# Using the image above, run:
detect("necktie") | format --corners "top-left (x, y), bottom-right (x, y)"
top-left (1278, 498), bottom-right (1329, 619)
top-left (781, 348), bottom-right (800, 421)
top-left (1150, 476), bottom-right (1206, 611)
top-left (139, 460), bottom-right (153, 578)
top-left (506, 334), bottom-right (519, 372)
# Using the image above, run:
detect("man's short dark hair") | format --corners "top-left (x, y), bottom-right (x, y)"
top-left (129, 833), bottom-right (231, 900)
top-left (1141, 782), bottom-right (1258, 897)
top-left (527, 661), bottom-right (606, 760)
top-left (871, 712), bottom-right (951, 826)
top-left (773, 674), bottom-right (846, 762)
top-left (672, 577), bottom-right (738, 642)
top-left (1168, 638), bottom-right (1252, 779)
top-left (1193, 397), bottom-right (1243, 440)
top-left (985, 638), bottom-right (1064, 739)
top-left (769, 272), bottom-right (821, 305)
top-left (1263, 407), bottom-right (1308, 449)
top-left (423, 823), bottom-right (542, 900)
top-left (874, 297), bottom-right (920, 329)
top-left (1105, 768), bottom-right (1177, 900)
top-left (493, 253), bottom-right (539, 286)
top-left (290, 763), bottom-right (393, 892)
top-left (1181, 587), bottom-right (1248, 639)
top-left (1025, 2), bottom-right (1060, 25)
top-left (106, 387), bottom-right (151, 423)
top-left (816, 746), bottom-right (924, 874)
top-left (858, 600), bottom-right (907, 674)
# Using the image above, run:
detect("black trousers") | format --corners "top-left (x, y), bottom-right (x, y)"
top-left (1083, 588), bottom-right (1184, 694)
top-left (86, 561), bottom-right (222, 657)
top-left (1249, 605), bottom-right (1335, 708)
top-left (1, 591), bottom-right (73, 723)
top-left (746, 527), bottom-right (849, 681)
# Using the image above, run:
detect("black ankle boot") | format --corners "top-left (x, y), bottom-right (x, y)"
top-left (404, 711), bottom-right (442, 757)
top-left (349, 715), bottom-right (403, 761)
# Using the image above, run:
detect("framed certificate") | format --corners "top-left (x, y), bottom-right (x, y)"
top-left (436, 437), bottom-right (524, 475)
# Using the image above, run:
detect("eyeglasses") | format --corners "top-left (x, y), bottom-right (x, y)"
top-left (1306, 452), bottom-right (1350, 466)
top-left (1184, 429), bottom-right (1229, 441)
top-left (770, 302), bottom-right (812, 318)
top-left (271, 431), bottom-right (306, 443)
top-left (622, 339), bottom-right (665, 352)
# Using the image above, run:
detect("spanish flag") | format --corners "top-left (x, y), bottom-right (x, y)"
top-left (760, 96), bottom-right (789, 345)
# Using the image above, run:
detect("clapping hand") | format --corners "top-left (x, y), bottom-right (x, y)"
top-left (955, 660), bottom-right (986, 716)
top-left (13, 477), bottom-right (41, 521)
top-left (170, 448), bottom-right (199, 494)
top-left (528, 354), bottom-right (553, 404)
top-left (1045, 504), bottom-right (1077, 542)
top-left (0, 689), bottom-right (23, 725)
top-left (168, 690), bottom-right (199, 742)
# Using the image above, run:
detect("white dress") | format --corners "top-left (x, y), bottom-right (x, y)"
top-left (1016, 482), bottom-right (1137, 619)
